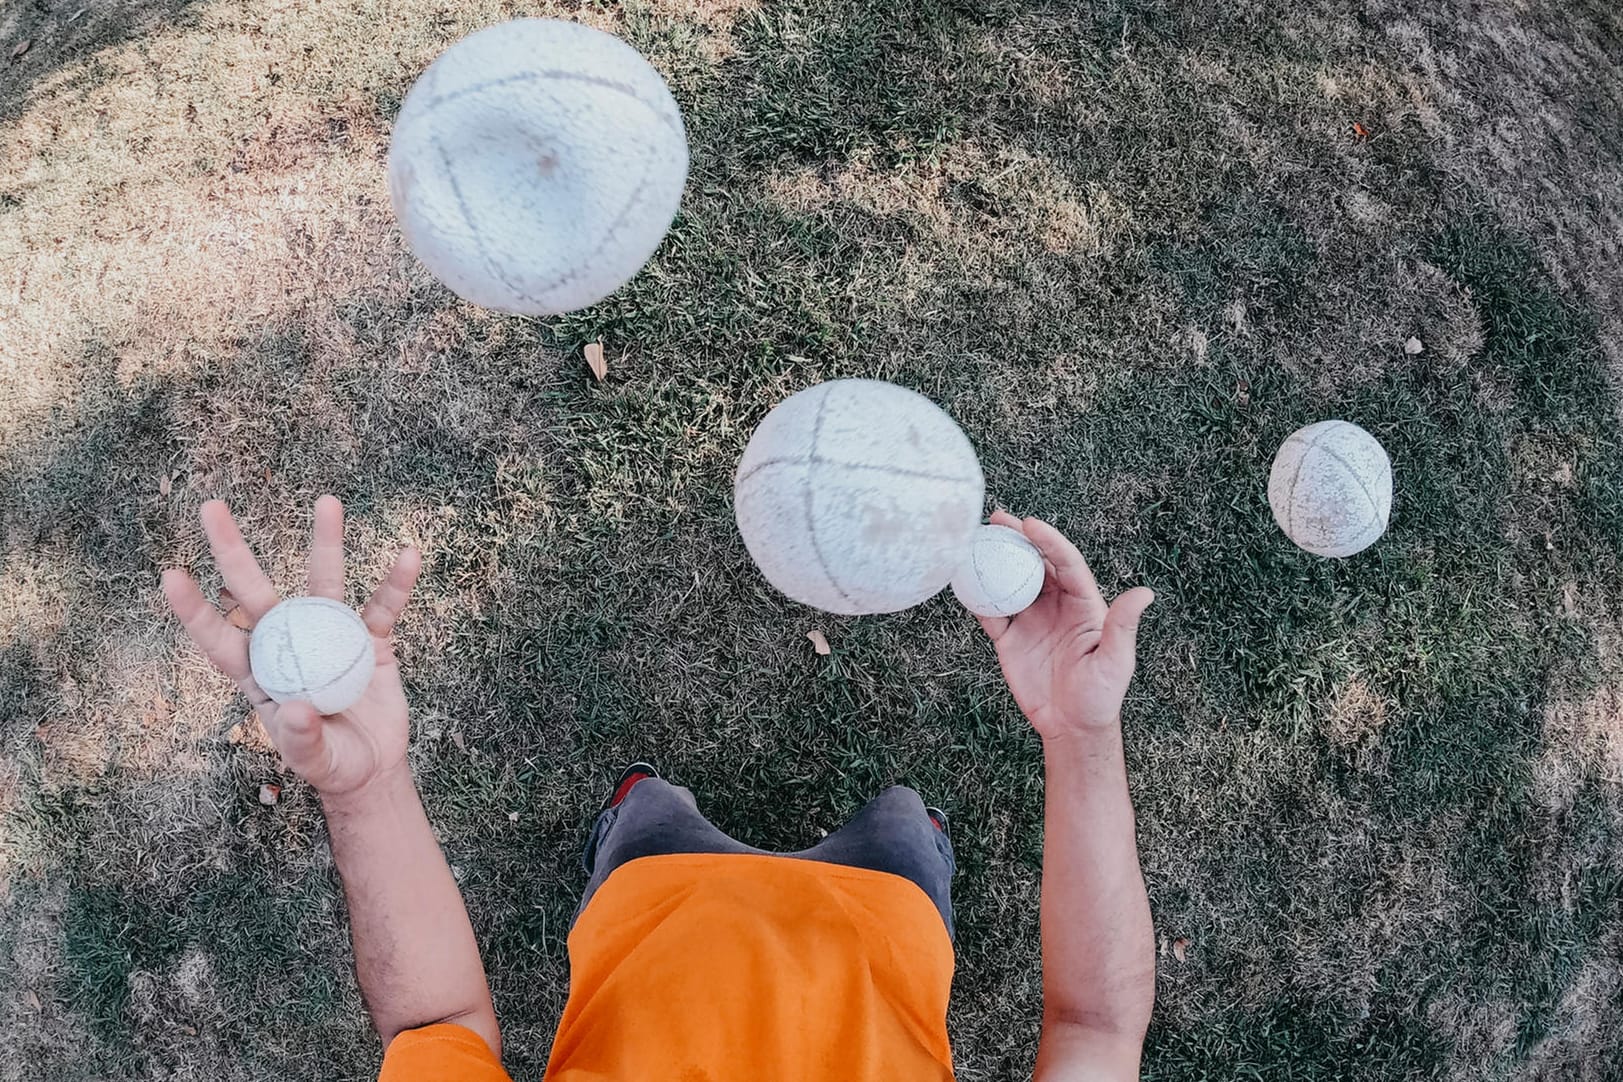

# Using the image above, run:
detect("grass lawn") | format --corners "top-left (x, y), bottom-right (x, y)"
top-left (3, 0), bottom-right (1623, 1078)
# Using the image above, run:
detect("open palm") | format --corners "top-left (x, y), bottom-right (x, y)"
top-left (977, 511), bottom-right (1154, 739)
top-left (162, 496), bottom-right (422, 796)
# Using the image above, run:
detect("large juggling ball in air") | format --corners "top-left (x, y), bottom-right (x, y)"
top-left (734, 380), bottom-right (986, 615)
top-left (388, 19), bottom-right (688, 315)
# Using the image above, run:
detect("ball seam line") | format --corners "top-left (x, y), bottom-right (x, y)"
top-left (736, 454), bottom-right (980, 488)
top-left (804, 384), bottom-right (860, 611)
top-left (431, 135), bottom-right (543, 308)
top-left (1310, 441), bottom-right (1388, 528)
top-left (1282, 423), bottom-right (1343, 541)
top-left (422, 70), bottom-right (684, 139)
top-left (525, 133), bottom-right (663, 305)
top-left (322, 639), bottom-right (375, 706)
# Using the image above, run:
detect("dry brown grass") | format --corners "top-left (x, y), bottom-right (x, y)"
top-left (3, 0), bottom-right (1622, 1079)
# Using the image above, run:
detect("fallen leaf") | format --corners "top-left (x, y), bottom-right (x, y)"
top-left (1561, 581), bottom-right (1578, 616)
top-left (1404, 336), bottom-right (1424, 355)
top-left (807, 628), bottom-right (831, 655)
top-left (258, 783), bottom-right (280, 806)
top-left (23, 989), bottom-right (40, 1012)
top-left (584, 340), bottom-right (607, 382)
top-left (159, 473), bottom-right (172, 497)
top-left (220, 588), bottom-right (253, 630)
top-left (263, 466), bottom-right (272, 483)
top-left (1173, 937), bottom-right (1190, 962)
top-left (507, 811), bottom-right (519, 823)
top-left (1158, 936), bottom-right (1169, 958)
top-left (450, 730), bottom-right (466, 751)
top-left (11, 40), bottom-right (31, 60)
top-left (1352, 121), bottom-right (1369, 139)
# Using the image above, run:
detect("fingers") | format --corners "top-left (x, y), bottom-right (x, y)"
top-left (200, 501), bottom-right (281, 619)
top-left (988, 508), bottom-right (1024, 531)
top-left (262, 700), bottom-right (331, 778)
top-left (307, 495), bottom-right (346, 600)
top-left (162, 567), bottom-right (255, 683)
top-left (1021, 517), bottom-right (1104, 609)
top-left (977, 612), bottom-right (1012, 642)
top-left (362, 547), bottom-right (422, 636)
top-left (1099, 586), bottom-right (1156, 665)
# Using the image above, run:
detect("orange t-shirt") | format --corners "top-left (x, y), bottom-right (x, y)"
top-left (379, 853), bottom-right (956, 1081)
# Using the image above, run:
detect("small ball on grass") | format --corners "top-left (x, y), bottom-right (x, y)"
top-left (1268, 420), bottom-right (1393, 558)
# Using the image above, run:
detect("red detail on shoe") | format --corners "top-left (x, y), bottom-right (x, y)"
top-left (929, 815), bottom-right (945, 833)
top-left (610, 772), bottom-right (652, 808)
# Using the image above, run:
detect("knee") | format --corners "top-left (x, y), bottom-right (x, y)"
top-left (873, 785), bottom-right (927, 813)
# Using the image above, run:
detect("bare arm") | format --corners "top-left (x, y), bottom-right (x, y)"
top-left (322, 763), bottom-right (500, 1052)
top-left (1033, 730), bottom-right (1155, 1078)
top-left (977, 512), bottom-right (1156, 1081)
top-left (163, 497), bottom-right (500, 1055)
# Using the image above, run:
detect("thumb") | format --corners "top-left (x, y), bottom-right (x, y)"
top-left (263, 700), bottom-right (331, 783)
top-left (1099, 587), bottom-right (1155, 666)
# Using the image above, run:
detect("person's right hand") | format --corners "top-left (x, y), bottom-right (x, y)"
top-left (162, 496), bottom-right (422, 797)
top-left (975, 511), bottom-right (1154, 741)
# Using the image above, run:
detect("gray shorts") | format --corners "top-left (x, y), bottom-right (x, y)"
top-left (578, 780), bottom-right (956, 937)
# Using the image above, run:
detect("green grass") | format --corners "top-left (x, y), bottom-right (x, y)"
top-left (3, 0), bottom-right (1623, 1079)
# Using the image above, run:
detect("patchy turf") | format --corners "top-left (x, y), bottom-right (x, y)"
top-left (3, 0), bottom-right (1622, 1079)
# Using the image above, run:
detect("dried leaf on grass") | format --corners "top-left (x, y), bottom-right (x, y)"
top-left (159, 473), bottom-right (172, 497)
top-left (450, 730), bottom-right (467, 751)
top-left (220, 587), bottom-right (253, 630)
top-left (1158, 936), bottom-right (1170, 957)
top-left (11, 40), bottom-right (31, 60)
top-left (1404, 336), bottom-right (1424, 355)
top-left (585, 340), bottom-right (607, 382)
top-left (258, 783), bottom-right (280, 806)
top-left (807, 628), bottom-right (831, 655)
top-left (1172, 937), bottom-right (1190, 962)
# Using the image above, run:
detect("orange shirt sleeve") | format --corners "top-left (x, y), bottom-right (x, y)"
top-left (378, 1023), bottom-right (513, 1082)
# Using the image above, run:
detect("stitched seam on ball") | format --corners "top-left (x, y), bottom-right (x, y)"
top-left (272, 621), bottom-right (308, 695)
top-left (530, 134), bottom-right (659, 304)
top-left (323, 640), bottom-right (373, 698)
top-left (996, 543), bottom-right (1044, 606)
top-left (423, 71), bottom-right (684, 138)
top-left (736, 455), bottom-right (978, 488)
top-left (1283, 424), bottom-right (1342, 541)
top-left (1312, 442), bottom-right (1386, 530)
top-left (432, 135), bottom-right (543, 308)
top-left (804, 385), bottom-right (859, 610)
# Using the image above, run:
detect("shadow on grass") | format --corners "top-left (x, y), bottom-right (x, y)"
top-left (4, 0), bottom-right (1623, 1078)
top-left (0, 0), bottom-right (210, 123)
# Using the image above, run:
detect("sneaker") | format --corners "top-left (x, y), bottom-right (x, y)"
top-left (925, 805), bottom-right (950, 842)
top-left (601, 761), bottom-right (660, 812)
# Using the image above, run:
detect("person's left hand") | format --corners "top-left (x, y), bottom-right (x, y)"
top-left (162, 496), bottom-right (422, 797)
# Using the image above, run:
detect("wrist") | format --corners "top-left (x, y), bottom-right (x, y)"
top-left (320, 761), bottom-right (416, 818)
top-left (1040, 723), bottom-right (1124, 757)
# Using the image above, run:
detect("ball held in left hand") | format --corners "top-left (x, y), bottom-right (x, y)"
top-left (249, 597), bottom-right (376, 716)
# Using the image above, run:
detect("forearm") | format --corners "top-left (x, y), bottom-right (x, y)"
top-left (323, 764), bottom-right (500, 1055)
top-left (1035, 728), bottom-right (1155, 1071)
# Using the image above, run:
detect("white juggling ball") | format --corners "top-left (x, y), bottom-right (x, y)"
top-left (249, 597), bottom-right (376, 715)
top-left (388, 19), bottom-right (689, 315)
top-left (1268, 420), bottom-right (1393, 558)
top-left (734, 380), bottom-right (985, 615)
top-left (952, 524), bottom-right (1045, 617)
